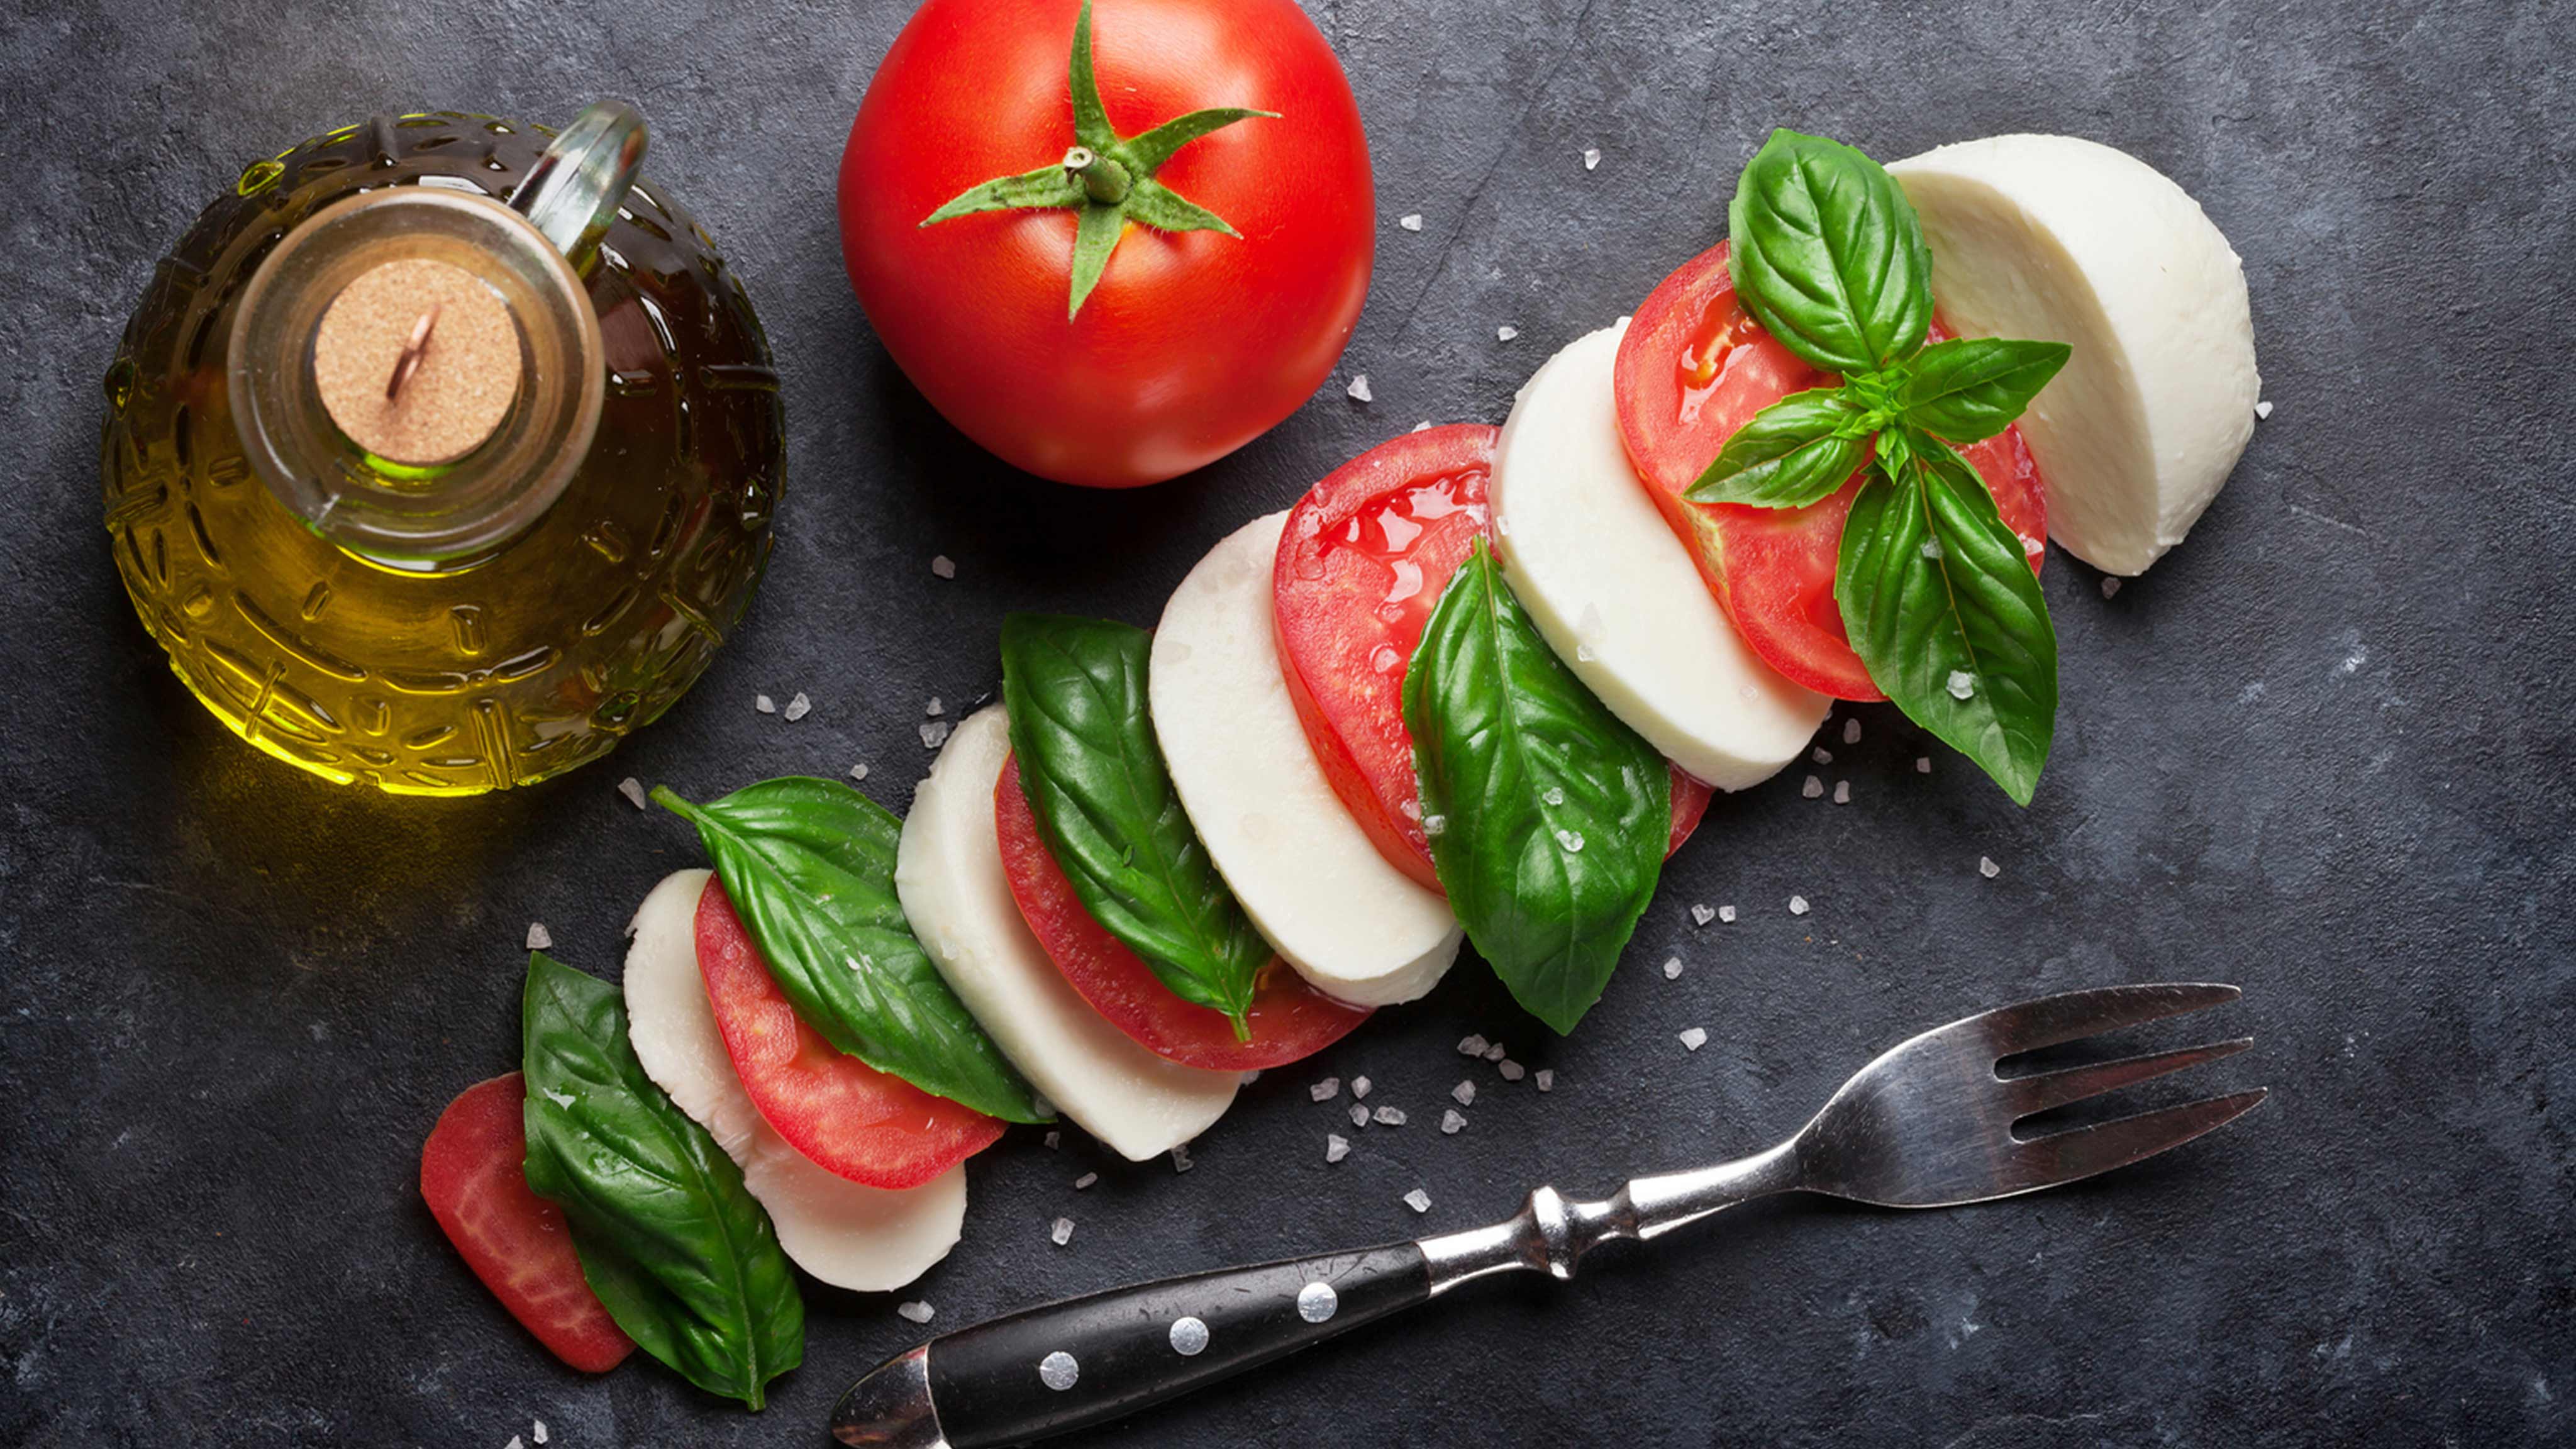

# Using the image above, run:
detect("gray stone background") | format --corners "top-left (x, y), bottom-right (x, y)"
top-left (4, 0), bottom-right (2570, 1444)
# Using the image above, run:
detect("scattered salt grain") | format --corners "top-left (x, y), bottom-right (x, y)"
top-left (1326, 1133), bottom-right (1351, 1162)
top-left (1679, 1027), bottom-right (1708, 1052)
top-left (1582, 147), bottom-right (1602, 170)
top-left (1916, 757), bottom-right (1932, 774)
top-left (1044, 1131), bottom-right (1061, 1150)
top-left (1457, 1034), bottom-right (1489, 1057)
top-left (1347, 374), bottom-right (1374, 403)
top-left (2101, 576), bottom-right (2123, 599)
top-left (1979, 855), bottom-right (2001, 879)
top-left (1412, 419), bottom-right (1434, 433)
top-left (1423, 813), bottom-right (1448, 836)
top-left (1535, 1069), bottom-right (1555, 1092)
top-left (1541, 786), bottom-right (1565, 806)
top-left (1802, 775), bottom-right (1824, 799)
top-left (1497, 325), bottom-right (1519, 342)
top-left (2023, 535), bottom-right (2046, 557)
top-left (1311, 1077), bottom-right (1341, 1102)
top-left (543, 1088), bottom-right (575, 1109)
top-left (849, 761), bottom-right (871, 782)
top-left (1663, 956), bottom-right (1682, 980)
top-left (1350, 1103), bottom-right (1370, 1128)
top-left (2255, 399), bottom-right (2273, 420)
top-left (532, 1422), bottom-right (548, 1446)
top-left (1074, 1172), bottom-right (1097, 1190)
top-left (1352, 1075), bottom-right (1372, 1099)
top-left (920, 720), bottom-right (952, 749)
top-left (897, 1301), bottom-right (936, 1324)
top-left (618, 777), bottom-right (647, 810)
top-left (1833, 780), bottom-right (1850, 806)
top-left (1399, 213), bottom-right (1424, 231)
top-left (526, 923), bottom-right (552, 951)
top-left (755, 693), bottom-right (776, 714)
top-left (1789, 895), bottom-right (1811, 916)
top-left (1483, 1041), bottom-right (1507, 1062)
top-left (1374, 1106), bottom-right (1408, 1126)
top-left (1403, 1187), bottom-right (1433, 1213)
top-left (1553, 828), bottom-right (1585, 852)
top-left (1813, 747), bottom-right (1833, 765)
top-left (1051, 1216), bottom-right (1075, 1246)
top-left (924, 697), bottom-right (944, 717)
top-left (1946, 670), bottom-right (1976, 701)
top-left (784, 692), bottom-right (812, 722)
top-left (1170, 1143), bottom-right (1194, 1173)
top-left (930, 554), bottom-right (957, 579)
top-left (1690, 903), bottom-right (1716, 926)
top-left (1453, 1080), bottom-right (1477, 1106)
top-left (507, 1438), bottom-right (523, 1449)
top-left (1441, 1109), bottom-right (1467, 1135)
top-left (1843, 718), bottom-right (1861, 745)
top-left (1497, 1060), bottom-right (1526, 1082)
top-left (1718, 904), bottom-right (1736, 924)
top-left (1920, 539), bottom-right (1943, 560)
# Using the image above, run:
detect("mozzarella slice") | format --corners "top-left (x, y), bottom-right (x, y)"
top-left (896, 708), bottom-right (1240, 1160)
top-left (1490, 323), bottom-right (1829, 788)
top-left (1890, 133), bottom-right (2260, 577)
top-left (622, 869), bottom-right (965, 1293)
top-left (1150, 513), bottom-right (1463, 1006)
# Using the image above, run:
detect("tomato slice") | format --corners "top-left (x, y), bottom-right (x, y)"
top-left (1271, 425), bottom-right (1716, 888)
top-left (694, 880), bottom-right (1002, 1190)
top-left (995, 753), bottom-right (1371, 1070)
top-left (419, 1073), bottom-right (635, 1374)
top-left (1613, 241), bottom-right (2048, 701)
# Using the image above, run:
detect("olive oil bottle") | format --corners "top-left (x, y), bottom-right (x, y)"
top-left (101, 105), bottom-right (782, 796)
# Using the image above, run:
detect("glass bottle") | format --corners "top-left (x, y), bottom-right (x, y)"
top-left (100, 104), bottom-right (782, 796)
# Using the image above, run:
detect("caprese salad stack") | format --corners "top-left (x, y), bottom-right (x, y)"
top-left (419, 129), bottom-right (2258, 1408)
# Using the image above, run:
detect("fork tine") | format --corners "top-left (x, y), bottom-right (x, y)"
top-left (2012, 1088), bottom-right (2269, 1187)
top-left (2004, 1037), bottom-right (2255, 1116)
top-left (1979, 982), bottom-right (2242, 1056)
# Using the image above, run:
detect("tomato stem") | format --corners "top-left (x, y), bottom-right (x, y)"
top-left (1062, 147), bottom-right (1131, 205)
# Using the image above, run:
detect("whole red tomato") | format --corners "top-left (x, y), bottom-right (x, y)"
top-left (839, 0), bottom-right (1374, 488)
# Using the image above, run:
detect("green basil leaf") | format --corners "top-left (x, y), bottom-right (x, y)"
top-left (652, 779), bottom-right (1046, 1123)
top-left (518, 952), bottom-right (802, 1410)
top-left (999, 613), bottom-right (1265, 1035)
top-left (1836, 431), bottom-right (2058, 804)
top-left (1895, 337), bottom-right (2072, 443)
top-left (1404, 542), bottom-right (1668, 1034)
top-left (1728, 130), bottom-right (1933, 375)
top-left (1684, 386), bottom-right (1872, 508)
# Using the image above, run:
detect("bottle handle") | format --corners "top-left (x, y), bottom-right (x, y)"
top-left (507, 101), bottom-right (647, 272)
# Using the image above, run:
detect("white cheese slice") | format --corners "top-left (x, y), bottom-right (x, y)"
top-left (1489, 323), bottom-right (1829, 788)
top-left (896, 708), bottom-right (1239, 1160)
top-left (1890, 133), bottom-right (2260, 576)
top-left (621, 869), bottom-right (965, 1293)
top-left (1149, 513), bottom-right (1464, 1006)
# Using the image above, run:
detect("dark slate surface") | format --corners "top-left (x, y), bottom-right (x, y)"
top-left (4, 1), bottom-right (2570, 1444)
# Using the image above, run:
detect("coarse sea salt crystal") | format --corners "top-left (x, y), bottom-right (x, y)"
top-left (2255, 399), bottom-right (2274, 420)
top-left (1663, 956), bottom-right (1682, 980)
top-left (1457, 1034), bottom-right (1489, 1057)
top-left (2101, 576), bottom-right (2123, 599)
top-left (1171, 1143), bottom-right (1194, 1173)
top-left (755, 693), bottom-right (776, 714)
top-left (1844, 718), bottom-right (1861, 745)
top-left (920, 720), bottom-right (952, 749)
top-left (1980, 855), bottom-right (2001, 879)
top-left (1921, 539), bottom-right (1943, 560)
top-left (925, 697), bottom-right (944, 717)
top-left (1326, 1133), bottom-right (1351, 1162)
top-left (508, 1437), bottom-right (524, 1449)
top-left (1412, 419), bottom-right (1433, 433)
top-left (1352, 1075), bottom-right (1372, 1099)
top-left (1074, 1172), bottom-right (1098, 1190)
top-left (543, 1088), bottom-right (575, 1109)
top-left (1051, 1216), bottom-right (1075, 1246)
top-left (897, 1301), bottom-right (936, 1324)
top-left (618, 777), bottom-right (647, 810)
top-left (1347, 374), bottom-right (1374, 403)
top-left (1373, 1105), bottom-right (1407, 1126)
top-left (1916, 757), bottom-right (1932, 774)
top-left (1946, 670), bottom-right (1976, 701)
top-left (1535, 1069), bottom-right (1555, 1092)
top-left (1813, 747), bottom-right (1833, 765)
top-left (1718, 904), bottom-right (1736, 923)
top-left (1690, 903), bottom-right (1716, 926)
top-left (1497, 1060), bottom-right (1526, 1082)
top-left (930, 554), bottom-right (957, 579)
top-left (1403, 1188), bottom-right (1433, 1213)
top-left (1833, 780), bottom-right (1850, 806)
top-left (1497, 325), bottom-right (1519, 342)
top-left (1311, 1077), bottom-right (1341, 1102)
top-left (1542, 786), bottom-right (1565, 806)
top-left (1554, 828), bottom-right (1585, 852)
top-left (1452, 1080), bottom-right (1476, 1106)
top-left (1483, 1041), bottom-right (1506, 1062)
top-left (1582, 147), bottom-right (1602, 170)
top-left (1679, 1027), bottom-right (1707, 1052)
top-left (532, 1421), bottom-right (548, 1446)
top-left (1349, 1103), bottom-right (1370, 1128)
top-left (1044, 1130), bottom-right (1060, 1150)
top-left (1789, 895), bottom-right (1811, 916)
top-left (1399, 213), bottom-right (1424, 231)
top-left (1802, 775), bottom-right (1824, 799)
top-left (1441, 1109), bottom-right (1467, 1135)
top-left (784, 691), bottom-right (812, 722)
top-left (526, 923), bottom-right (551, 951)
top-left (849, 761), bottom-right (870, 782)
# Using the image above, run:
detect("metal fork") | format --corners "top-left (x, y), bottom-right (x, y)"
top-left (833, 983), bottom-right (2265, 1448)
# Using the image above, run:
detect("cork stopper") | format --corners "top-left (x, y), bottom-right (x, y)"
top-left (312, 258), bottom-right (522, 466)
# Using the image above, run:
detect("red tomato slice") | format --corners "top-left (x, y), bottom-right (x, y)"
top-left (1614, 242), bottom-right (2048, 701)
top-left (1270, 425), bottom-right (1716, 890)
top-left (995, 753), bottom-right (1371, 1070)
top-left (694, 880), bottom-right (1003, 1190)
top-left (419, 1073), bottom-right (635, 1374)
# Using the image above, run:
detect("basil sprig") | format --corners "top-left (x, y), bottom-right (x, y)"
top-left (653, 778), bottom-right (1048, 1123)
top-left (1689, 129), bottom-right (2071, 804)
top-left (1000, 613), bottom-right (1267, 1035)
top-left (1405, 542), bottom-right (1669, 1034)
top-left (519, 952), bottom-right (802, 1411)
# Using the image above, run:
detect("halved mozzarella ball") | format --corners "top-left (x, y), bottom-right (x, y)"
top-left (1890, 134), bottom-right (2260, 577)
top-left (622, 869), bottom-right (965, 1292)
top-left (1491, 323), bottom-right (1829, 787)
top-left (1150, 513), bottom-right (1463, 1006)
top-left (896, 708), bottom-right (1240, 1160)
